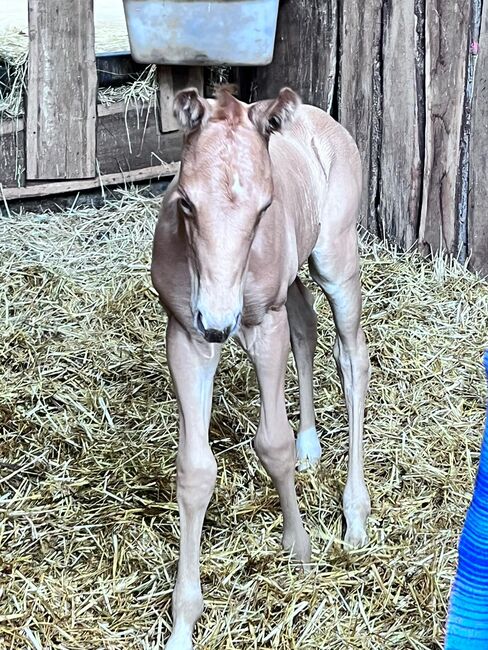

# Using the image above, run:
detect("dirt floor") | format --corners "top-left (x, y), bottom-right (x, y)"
top-left (0, 188), bottom-right (487, 649)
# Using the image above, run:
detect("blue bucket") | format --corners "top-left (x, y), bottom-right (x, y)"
top-left (123, 0), bottom-right (280, 66)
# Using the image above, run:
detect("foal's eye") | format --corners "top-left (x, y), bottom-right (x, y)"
top-left (179, 197), bottom-right (193, 216)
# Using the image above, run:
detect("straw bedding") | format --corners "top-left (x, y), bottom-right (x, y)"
top-left (0, 188), bottom-right (487, 649)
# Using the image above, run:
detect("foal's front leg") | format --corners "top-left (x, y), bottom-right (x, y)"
top-left (240, 308), bottom-right (311, 563)
top-left (165, 317), bottom-right (221, 650)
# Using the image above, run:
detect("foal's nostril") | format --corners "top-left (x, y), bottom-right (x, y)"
top-left (196, 311), bottom-right (206, 335)
top-left (203, 327), bottom-right (231, 343)
top-left (196, 312), bottom-right (234, 343)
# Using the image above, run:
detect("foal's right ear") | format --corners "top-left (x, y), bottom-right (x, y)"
top-left (173, 88), bottom-right (210, 133)
top-left (248, 87), bottom-right (301, 137)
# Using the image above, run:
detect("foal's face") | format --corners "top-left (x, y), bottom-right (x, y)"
top-left (173, 87), bottom-right (300, 343)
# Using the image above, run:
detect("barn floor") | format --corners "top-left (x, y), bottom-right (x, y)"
top-left (0, 188), bottom-right (487, 650)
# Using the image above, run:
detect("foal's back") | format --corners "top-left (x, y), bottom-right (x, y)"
top-left (241, 103), bottom-right (362, 324)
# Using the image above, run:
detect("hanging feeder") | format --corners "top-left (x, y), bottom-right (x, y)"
top-left (122, 0), bottom-right (280, 66)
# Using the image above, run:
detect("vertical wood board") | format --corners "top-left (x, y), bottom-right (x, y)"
top-left (26, 0), bottom-right (97, 180)
top-left (0, 120), bottom-right (25, 189)
top-left (339, 0), bottom-right (383, 232)
top-left (380, 0), bottom-right (423, 250)
top-left (253, 0), bottom-right (338, 111)
top-left (158, 66), bottom-right (204, 133)
top-left (469, 0), bottom-right (488, 277)
top-left (419, 0), bottom-right (470, 255)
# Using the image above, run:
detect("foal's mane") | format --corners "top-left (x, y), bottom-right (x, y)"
top-left (211, 84), bottom-right (245, 127)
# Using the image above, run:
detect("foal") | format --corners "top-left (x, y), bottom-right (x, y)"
top-left (151, 87), bottom-right (370, 649)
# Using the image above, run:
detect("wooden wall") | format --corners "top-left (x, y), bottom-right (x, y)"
top-left (0, 0), bottom-right (194, 202)
top-left (253, 0), bottom-right (488, 278)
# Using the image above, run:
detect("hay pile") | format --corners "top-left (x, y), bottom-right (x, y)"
top-left (0, 188), bottom-right (487, 649)
top-left (0, 29), bottom-right (28, 120)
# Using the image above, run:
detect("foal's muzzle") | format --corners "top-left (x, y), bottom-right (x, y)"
top-left (196, 311), bottom-right (238, 343)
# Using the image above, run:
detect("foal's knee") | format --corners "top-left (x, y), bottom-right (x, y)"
top-left (177, 444), bottom-right (217, 507)
top-left (254, 425), bottom-right (295, 477)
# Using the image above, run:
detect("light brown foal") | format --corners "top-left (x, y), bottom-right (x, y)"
top-left (151, 87), bottom-right (370, 650)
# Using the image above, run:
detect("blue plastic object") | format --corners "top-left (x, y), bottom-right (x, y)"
top-left (445, 350), bottom-right (488, 649)
top-left (123, 0), bottom-right (280, 66)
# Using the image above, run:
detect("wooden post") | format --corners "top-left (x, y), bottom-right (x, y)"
top-left (380, 0), bottom-right (424, 250)
top-left (252, 0), bottom-right (338, 111)
top-left (469, 1), bottom-right (488, 278)
top-left (26, 0), bottom-right (97, 180)
top-left (339, 0), bottom-right (383, 233)
top-left (419, 0), bottom-right (470, 256)
top-left (158, 66), bottom-right (204, 133)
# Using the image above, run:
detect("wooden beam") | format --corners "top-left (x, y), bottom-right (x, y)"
top-left (1, 163), bottom-right (179, 202)
top-left (96, 52), bottom-right (146, 88)
top-left (380, 0), bottom-right (423, 249)
top-left (419, 0), bottom-right (470, 256)
top-left (97, 101), bottom-right (183, 174)
top-left (157, 66), bottom-right (204, 133)
top-left (469, 1), bottom-right (488, 278)
top-left (26, 0), bottom-right (97, 180)
top-left (1, 101), bottom-right (183, 189)
top-left (253, 0), bottom-right (338, 111)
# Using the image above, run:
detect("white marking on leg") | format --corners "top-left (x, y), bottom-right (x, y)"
top-left (296, 426), bottom-right (322, 471)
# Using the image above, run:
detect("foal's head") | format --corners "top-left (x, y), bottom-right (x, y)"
top-left (172, 85), bottom-right (301, 343)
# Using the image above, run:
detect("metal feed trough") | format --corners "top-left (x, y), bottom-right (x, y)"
top-left (122, 0), bottom-right (280, 66)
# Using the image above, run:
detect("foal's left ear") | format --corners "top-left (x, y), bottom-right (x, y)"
top-left (248, 87), bottom-right (301, 137)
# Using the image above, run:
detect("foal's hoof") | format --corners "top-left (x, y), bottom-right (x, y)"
top-left (165, 633), bottom-right (193, 650)
top-left (343, 503), bottom-right (370, 549)
top-left (283, 526), bottom-right (312, 566)
top-left (344, 525), bottom-right (369, 549)
top-left (296, 427), bottom-right (321, 471)
top-left (343, 486), bottom-right (370, 549)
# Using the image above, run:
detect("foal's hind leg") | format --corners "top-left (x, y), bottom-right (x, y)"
top-left (310, 225), bottom-right (371, 548)
top-left (286, 278), bottom-right (322, 470)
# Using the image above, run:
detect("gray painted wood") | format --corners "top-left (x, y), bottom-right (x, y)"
top-left (26, 0), bottom-right (97, 180)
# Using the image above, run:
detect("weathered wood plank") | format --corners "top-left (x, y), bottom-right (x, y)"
top-left (469, 0), bottom-right (488, 277)
top-left (96, 53), bottom-right (146, 88)
top-left (339, 0), bottom-right (383, 232)
top-left (26, 0), bottom-right (97, 180)
top-left (419, 0), bottom-right (470, 256)
top-left (380, 0), bottom-right (423, 249)
top-left (253, 0), bottom-right (338, 110)
top-left (97, 101), bottom-right (182, 175)
top-left (2, 102), bottom-right (183, 189)
top-left (1, 163), bottom-right (179, 202)
top-left (0, 119), bottom-right (25, 188)
top-left (157, 66), bottom-right (204, 133)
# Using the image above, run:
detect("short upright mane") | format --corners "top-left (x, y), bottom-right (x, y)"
top-left (211, 85), bottom-right (245, 127)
